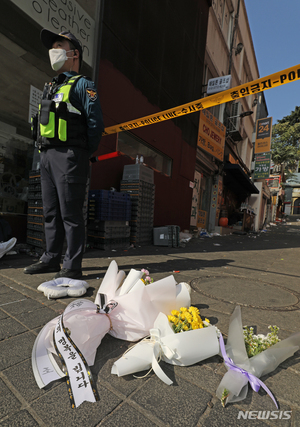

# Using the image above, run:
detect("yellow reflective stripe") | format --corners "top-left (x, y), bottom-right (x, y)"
top-left (58, 118), bottom-right (67, 141)
top-left (102, 63), bottom-right (300, 136)
top-left (40, 112), bottom-right (55, 138)
top-left (64, 75), bottom-right (82, 86)
top-left (54, 75), bottom-right (82, 115)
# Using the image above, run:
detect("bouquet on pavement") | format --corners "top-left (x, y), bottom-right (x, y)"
top-left (32, 260), bottom-right (191, 407)
top-left (112, 306), bottom-right (220, 385)
top-left (216, 306), bottom-right (300, 407)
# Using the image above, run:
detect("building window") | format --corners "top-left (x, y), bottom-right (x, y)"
top-left (117, 132), bottom-right (172, 176)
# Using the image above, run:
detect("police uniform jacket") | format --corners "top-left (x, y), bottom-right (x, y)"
top-left (37, 71), bottom-right (104, 156)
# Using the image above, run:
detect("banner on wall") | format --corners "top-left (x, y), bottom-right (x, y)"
top-left (197, 209), bottom-right (207, 229)
top-left (254, 117), bottom-right (273, 154)
top-left (190, 171), bottom-right (201, 227)
top-left (10, 0), bottom-right (95, 67)
top-left (197, 111), bottom-right (225, 161)
top-left (253, 153), bottom-right (271, 179)
top-left (207, 75), bottom-right (232, 95)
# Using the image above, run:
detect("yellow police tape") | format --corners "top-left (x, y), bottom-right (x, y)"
top-left (103, 63), bottom-right (300, 136)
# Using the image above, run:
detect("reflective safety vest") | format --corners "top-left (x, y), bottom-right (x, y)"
top-left (36, 75), bottom-right (88, 150)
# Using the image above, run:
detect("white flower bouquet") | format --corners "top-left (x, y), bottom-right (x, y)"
top-left (216, 306), bottom-right (300, 407)
top-left (32, 260), bottom-right (191, 407)
top-left (111, 306), bottom-right (220, 385)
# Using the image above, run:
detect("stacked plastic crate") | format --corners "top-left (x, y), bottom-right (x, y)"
top-left (120, 164), bottom-right (155, 246)
top-left (26, 170), bottom-right (45, 254)
top-left (26, 170), bottom-right (90, 254)
top-left (87, 190), bottom-right (131, 249)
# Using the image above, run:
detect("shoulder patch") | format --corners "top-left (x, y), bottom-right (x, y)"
top-left (54, 93), bottom-right (64, 102)
top-left (86, 88), bottom-right (98, 101)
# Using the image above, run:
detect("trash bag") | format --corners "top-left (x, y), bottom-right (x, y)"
top-left (199, 229), bottom-right (212, 238)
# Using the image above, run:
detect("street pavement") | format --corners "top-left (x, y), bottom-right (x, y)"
top-left (1, 216), bottom-right (300, 426)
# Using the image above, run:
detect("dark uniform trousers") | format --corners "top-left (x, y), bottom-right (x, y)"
top-left (39, 146), bottom-right (89, 270)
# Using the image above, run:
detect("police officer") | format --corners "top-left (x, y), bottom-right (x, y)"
top-left (24, 29), bottom-right (104, 279)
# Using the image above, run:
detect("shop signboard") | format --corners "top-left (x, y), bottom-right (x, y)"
top-left (253, 153), bottom-right (271, 179)
top-left (10, 0), bottom-right (95, 67)
top-left (208, 175), bottom-right (222, 231)
top-left (254, 117), bottom-right (273, 154)
top-left (215, 178), bottom-right (223, 226)
top-left (207, 75), bottom-right (232, 95)
top-left (198, 111), bottom-right (225, 161)
top-left (190, 171), bottom-right (201, 227)
top-left (197, 210), bottom-right (207, 229)
top-left (266, 175), bottom-right (281, 189)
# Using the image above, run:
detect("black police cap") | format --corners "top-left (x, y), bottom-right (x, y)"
top-left (40, 29), bottom-right (83, 57)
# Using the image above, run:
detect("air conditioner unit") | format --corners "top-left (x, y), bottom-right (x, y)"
top-left (230, 102), bottom-right (242, 129)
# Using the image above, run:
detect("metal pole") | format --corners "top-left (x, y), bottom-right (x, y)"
top-left (228, 0), bottom-right (241, 75)
top-left (92, 0), bottom-right (105, 88)
top-left (223, 0), bottom-right (241, 125)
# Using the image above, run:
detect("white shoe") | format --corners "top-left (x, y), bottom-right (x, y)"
top-left (0, 237), bottom-right (17, 259)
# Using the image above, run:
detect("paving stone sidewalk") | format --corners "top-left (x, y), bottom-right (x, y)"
top-left (0, 217), bottom-right (300, 426)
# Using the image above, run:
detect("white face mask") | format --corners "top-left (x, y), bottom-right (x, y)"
top-left (49, 48), bottom-right (73, 71)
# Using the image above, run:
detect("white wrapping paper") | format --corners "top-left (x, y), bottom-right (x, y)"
top-left (111, 312), bottom-right (220, 384)
top-left (32, 260), bottom-right (191, 384)
top-left (216, 306), bottom-right (300, 405)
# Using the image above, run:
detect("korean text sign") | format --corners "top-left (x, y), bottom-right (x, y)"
top-left (197, 110), bottom-right (225, 161)
top-left (255, 117), bottom-right (273, 154)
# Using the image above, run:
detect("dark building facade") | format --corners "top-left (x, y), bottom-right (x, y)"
top-left (94, 0), bottom-right (211, 229)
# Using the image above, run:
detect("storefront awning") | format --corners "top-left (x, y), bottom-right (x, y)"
top-left (223, 163), bottom-right (259, 197)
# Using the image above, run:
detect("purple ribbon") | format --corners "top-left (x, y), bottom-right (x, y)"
top-left (219, 334), bottom-right (278, 408)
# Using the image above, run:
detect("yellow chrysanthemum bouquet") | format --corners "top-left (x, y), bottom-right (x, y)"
top-left (168, 306), bottom-right (210, 333)
top-left (112, 302), bottom-right (220, 385)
